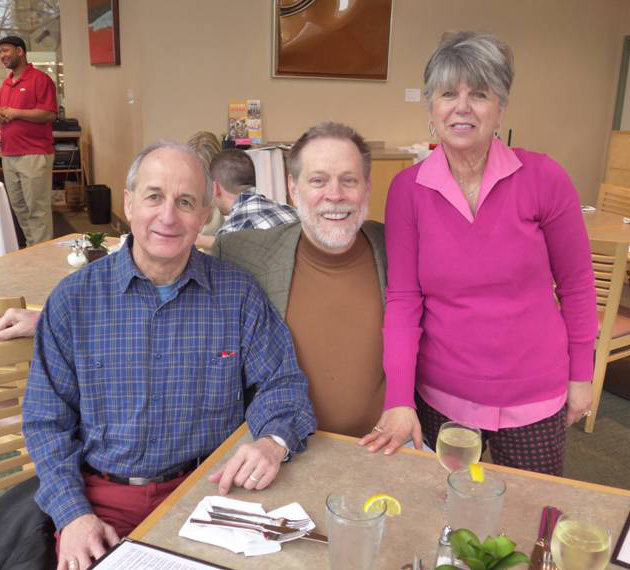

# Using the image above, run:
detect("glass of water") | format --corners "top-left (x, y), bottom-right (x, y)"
top-left (446, 469), bottom-right (506, 541)
top-left (326, 492), bottom-right (386, 570)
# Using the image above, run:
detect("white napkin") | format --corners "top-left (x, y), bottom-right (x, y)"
top-left (179, 496), bottom-right (314, 557)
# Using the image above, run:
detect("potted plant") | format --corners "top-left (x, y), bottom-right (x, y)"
top-left (436, 528), bottom-right (529, 570)
top-left (84, 232), bottom-right (108, 263)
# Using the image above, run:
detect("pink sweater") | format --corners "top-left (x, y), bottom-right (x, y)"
top-left (383, 139), bottom-right (597, 411)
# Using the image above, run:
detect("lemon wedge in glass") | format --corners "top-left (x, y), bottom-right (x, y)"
top-left (363, 493), bottom-right (401, 516)
top-left (469, 463), bottom-right (485, 482)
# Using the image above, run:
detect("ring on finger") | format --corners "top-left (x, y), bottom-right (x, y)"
top-left (248, 474), bottom-right (260, 483)
top-left (68, 561), bottom-right (78, 570)
top-left (582, 410), bottom-right (592, 417)
top-left (372, 424), bottom-right (384, 433)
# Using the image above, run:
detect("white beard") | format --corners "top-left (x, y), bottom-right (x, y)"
top-left (294, 193), bottom-right (368, 252)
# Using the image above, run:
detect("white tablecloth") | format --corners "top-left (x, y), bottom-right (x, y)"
top-left (0, 182), bottom-right (18, 255)
top-left (245, 148), bottom-right (288, 204)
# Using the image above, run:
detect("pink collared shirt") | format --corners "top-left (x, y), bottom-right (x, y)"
top-left (382, 139), bottom-right (596, 430)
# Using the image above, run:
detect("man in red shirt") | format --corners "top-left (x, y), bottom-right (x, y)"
top-left (0, 36), bottom-right (57, 245)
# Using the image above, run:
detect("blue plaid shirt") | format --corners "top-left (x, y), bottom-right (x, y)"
top-left (216, 188), bottom-right (298, 237)
top-left (23, 238), bottom-right (315, 530)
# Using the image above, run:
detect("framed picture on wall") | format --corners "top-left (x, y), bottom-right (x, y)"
top-left (273, 0), bottom-right (393, 80)
top-left (87, 0), bottom-right (120, 66)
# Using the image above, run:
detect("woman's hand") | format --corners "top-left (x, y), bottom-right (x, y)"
top-left (566, 381), bottom-right (593, 426)
top-left (358, 406), bottom-right (422, 455)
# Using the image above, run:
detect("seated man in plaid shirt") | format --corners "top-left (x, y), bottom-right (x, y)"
top-left (213, 149), bottom-right (298, 236)
top-left (22, 141), bottom-right (315, 570)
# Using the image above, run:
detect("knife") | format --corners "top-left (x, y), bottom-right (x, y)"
top-left (528, 506), bottom-right (549, 570)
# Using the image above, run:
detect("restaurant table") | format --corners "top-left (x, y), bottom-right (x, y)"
top-left (130, 425), bottom-right (630, 569)
top-left (0, 233), bottom-right (119, 306)
top-left (583, 209), bottom-right (630, 243)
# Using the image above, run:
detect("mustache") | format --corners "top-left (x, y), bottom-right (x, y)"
top-left (315, 203), bottom-right (359, 214)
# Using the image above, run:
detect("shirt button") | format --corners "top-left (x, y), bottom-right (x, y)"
top-left (152, 394), bottom-right (159, 401)
top-left (156, 353), bottom-right (162, 360)
top-left (95, 361), bottom-right (102, 368)
top-left (151, 437), bottom-right (157, 443)
top-left (210, 358), bottom-right (217, 364)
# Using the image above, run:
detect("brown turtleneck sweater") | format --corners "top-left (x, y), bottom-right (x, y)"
top-left (285, 230), bottom-right (384, 437)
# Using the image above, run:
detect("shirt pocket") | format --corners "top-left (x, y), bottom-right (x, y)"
top-left (199, 352), bottom-right (244, 429)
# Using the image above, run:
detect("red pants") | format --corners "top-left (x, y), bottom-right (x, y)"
top-left (56, 471), bottom-right (188, 554)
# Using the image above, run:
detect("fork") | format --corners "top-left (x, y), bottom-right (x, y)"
top-left (210, 505), bottom-right (311, 529)
top-left (190, 518), bottom-right (306, 543)
top-left (542, 550), bottom-right (556, 570)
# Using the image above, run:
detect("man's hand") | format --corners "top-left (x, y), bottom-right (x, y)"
top-left (208, 437), bottom-right (286, 495)
top-left (57, 513), bottom-right (119, 570)
top-left (358, 406), bottom-right (422, 455)
top-left (566, 380), bottom-right (593, 427)
top-left (0, 308), bottom-right (40, 340)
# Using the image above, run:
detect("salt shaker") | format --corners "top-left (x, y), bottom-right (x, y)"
top-left (433, 525), bottom-right (460, 568)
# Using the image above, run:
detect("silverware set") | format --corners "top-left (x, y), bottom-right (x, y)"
top-left (530, 505), bottom-right (562, 570)
top-left (189, 506), bottom-right (328, 544)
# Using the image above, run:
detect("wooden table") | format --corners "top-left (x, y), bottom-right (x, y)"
top-left (584, 209), bottom-right (630, 243)
top-left (0, 233), bottom-right (118, 307)
top-left (130, 425), bottom-right (630, 569)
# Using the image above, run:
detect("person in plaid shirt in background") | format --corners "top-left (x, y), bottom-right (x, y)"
top-left (213, 149), bottom-right (297, 236)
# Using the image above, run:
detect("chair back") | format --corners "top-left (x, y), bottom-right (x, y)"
top-left (595, 182), bottom-right (630, 217)
top-left (0, 296), bottom-right (36, 490)
top-left (591, 239), bottom-right (629, 342)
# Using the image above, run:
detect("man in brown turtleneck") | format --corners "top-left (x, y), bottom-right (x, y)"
top-left (213, 122), bottom-right (386, 438)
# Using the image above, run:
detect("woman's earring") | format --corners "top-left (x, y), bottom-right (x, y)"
top-left (428, 120), bottom-right (436, 139)
top-left (494, 124), bottom-right (501, 138)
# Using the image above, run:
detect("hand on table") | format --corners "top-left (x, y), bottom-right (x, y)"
top-left (57, 513), bottom-right (120, 570)
top-left (0, 308), bottom-right (40, 340)
top-left (208, 437), bottom-right (286, 495)
top-left (358, 406), bottom-right (422, 455)
top-left (566, 380), bottom-right (593, 427)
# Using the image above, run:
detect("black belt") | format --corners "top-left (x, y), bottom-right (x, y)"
top-left (83, 457), bottom-right (204, 486)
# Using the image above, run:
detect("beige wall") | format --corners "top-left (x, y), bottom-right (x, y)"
top-left (60, 0), bottom-right (630, 222)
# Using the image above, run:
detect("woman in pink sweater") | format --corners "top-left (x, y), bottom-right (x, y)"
top-left (360, 31), bottom-right (597, 475)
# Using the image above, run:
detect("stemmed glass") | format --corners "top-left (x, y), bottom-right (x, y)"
top-left (436, 421), bottom-right (482, 473)
top-left (550, 513), bottom-right (611, 570)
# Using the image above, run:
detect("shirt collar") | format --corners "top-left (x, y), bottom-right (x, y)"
top-left (415, 138), bottom-right (522, 222)
top-left (231, 188), bottom-right (257, 212)
top-left (6, 63), bottom-right (33, 86)
top-left (114, 235), bottom-right (212, 294)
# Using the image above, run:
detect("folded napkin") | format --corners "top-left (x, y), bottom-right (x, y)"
top-left (179, 496), bottom-right (314, 557)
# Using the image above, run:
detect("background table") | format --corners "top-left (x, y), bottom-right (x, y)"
top-left (130, 425), bottom-right (630, 569)
top-left (0, 182), bottom-right (18, 255)
top-left (584, 209), bottom-right (630, 243)
top-left (0, 233), bottom-right (118, 306)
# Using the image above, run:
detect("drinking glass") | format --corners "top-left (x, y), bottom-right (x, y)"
top-left (550, 513), bottom-right (611, 570)
top-left (326, 492), bottom-right (386, 570)
top-left (436, 421), bottom-right (482, 472)
top-left (446, 469), bottom-right (506, 541)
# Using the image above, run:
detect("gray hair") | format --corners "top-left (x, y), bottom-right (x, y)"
top-left (125, 140), bottom-right (212, 206)
top-left (209, 149), bottom-right (256, 195)
top-left (287, 122), bottom-right (371, 180)
top-left (423, 31), bottom-right (514, 108)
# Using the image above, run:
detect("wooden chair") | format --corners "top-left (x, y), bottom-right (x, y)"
top-left (0, 296), bottom-right (36, 490)
top-left (586, 240), bottom-right (630, 432)
top-left (595, 182), bottom-right (630, 217)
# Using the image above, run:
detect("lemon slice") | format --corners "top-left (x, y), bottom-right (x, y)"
top-left (363, 493), bottom-right (402, 517)
top-left (469, 463), bottom-right (485, 482)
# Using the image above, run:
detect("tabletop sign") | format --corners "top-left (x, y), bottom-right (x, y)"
top-left (87, 538), bottom-right (234, 569)
top-left (612, 510), bottom-right (630, 568)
